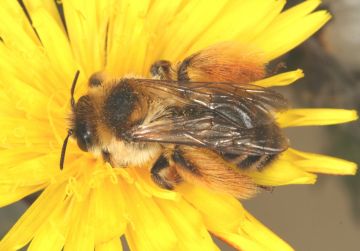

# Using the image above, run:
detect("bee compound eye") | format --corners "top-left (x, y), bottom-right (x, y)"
top-left (76, 124), bottom-right (93, 152)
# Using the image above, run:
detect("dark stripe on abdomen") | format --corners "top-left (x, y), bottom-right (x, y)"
top-left (222, 153), bottom-right (279, 170)
top-left (172, 147), bottom-right (201, 175)
top-left (237, 155), bottom-right (262, 169)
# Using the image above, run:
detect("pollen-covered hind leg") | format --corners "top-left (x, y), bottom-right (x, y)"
top-left (150, 154), bottom-right (181, 190)
top-left (172, 146), bottom-right (259, 199)
top-left (150, 60), bottom-right (174, 80)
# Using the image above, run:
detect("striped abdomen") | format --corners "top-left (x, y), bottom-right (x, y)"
top-left (222, 152), bottom-right (278, 170)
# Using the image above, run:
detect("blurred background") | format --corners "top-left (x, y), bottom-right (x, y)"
top-left (1, 0), bottom-right (360, 250)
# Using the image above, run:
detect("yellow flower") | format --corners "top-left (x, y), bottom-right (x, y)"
top-left (0, 0), bottom-right (357, 250)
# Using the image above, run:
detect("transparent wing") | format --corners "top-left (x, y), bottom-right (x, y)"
top-left (125, 79), bottom-right (289, 154)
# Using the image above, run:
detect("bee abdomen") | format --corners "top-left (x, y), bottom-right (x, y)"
top-left (223, 153), bottom-right (278, 170)
top-left (222, 123), bottom-right (286, 170)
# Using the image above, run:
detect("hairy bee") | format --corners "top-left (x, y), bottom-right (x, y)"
top-left (61, 42), bottom-right (289, 199)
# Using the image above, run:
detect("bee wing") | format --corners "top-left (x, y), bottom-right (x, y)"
top-left (134, 79), bottom-right (288, 126)
top-left (126, 79), bottom-right (289, 155)
top-left (128, 106), bottom-right (288, 155)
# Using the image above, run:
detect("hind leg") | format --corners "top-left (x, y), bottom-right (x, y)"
top-left (150, 154), bottom-right (181, 190)
top-left (172, 146), bottom-right (259, 199)
top-left (150, 60), bottom-right (175, 80)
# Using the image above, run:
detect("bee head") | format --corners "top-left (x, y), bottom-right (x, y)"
top-left (71, 95), bottom-right (97, 152)
top-left (60, 71), bottom-right (98, 170)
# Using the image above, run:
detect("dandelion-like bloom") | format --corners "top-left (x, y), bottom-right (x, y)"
top-left (0, 0), bottom-right (358, 250)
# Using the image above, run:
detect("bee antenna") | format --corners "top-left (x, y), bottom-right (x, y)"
top-left (70, 70), bottom-right (80, 110)
top-left (60, 129), bottom-right (73, 170)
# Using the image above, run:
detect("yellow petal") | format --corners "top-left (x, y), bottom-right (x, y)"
top-left (155, 198), bottom-right (218, 251)
top-left (272, 0), bottom-right (321, 28)
top-left (64, 195), bottom-right (95, 251)
top-left (277, 109), bottom-right (358, 127)
top-left (91, 177), bottom-right (127, 244)
top-left (96, 238), bottom-right (123, 251)
top-left (106, 0), bottom-right (163, 76)
top-left (25, 163), bottom-right (127, 251)
top-left (27, 198), bottom-right (71, 251)
top-left (133, 0), bottom-right (184, 70)
top-left (188, 0), bottom-right (286, 55)
top-left (0, 0), bottom-right (41, 46)
top-left (223, 210), bottom-right (293, 251)
top-left (23, 0), bottom-right (66, 34)
top-left (284, 148), bottom-right (358, 175)
top-left (179, 183), bottom-right (293, 251)
top-left (254, 2), bottom-right (330, 60)
top-left (214, 231), bottom-right (266, 251)
top-left (234, 0), bottom-right (286, 43)
top-left (0, 184), bottom-right (45, 208)
top-left (156, 1), bottom-right (228, 63)
top-left (30, 8), bottom-right (78, 86)
top-left (253, 69), bottom-right (304, 87)
top-left (0, 152), bottom-right (57, 177)
top-left (0, 153), bottom-right (58, 206)
top-left (0, 184), bottom-right (67, 250)
top-left (128, 167), bottom-right (179, 201)
top-left (0, 148), bottom-right (49, 169)
top-left (239, 212), bottom-right (280, 250)
top-left (27, 223), bottom-right (65, 251)
top-left (123, 183), bottom-right (177, 251)
top-left (177, 183), bottom-right (245, 231)
top-left (62, 0), bottom-right (108, 75)
top-left (0, 77), bottom-right (55, 119)
top-left (0, 43), bottom-right (60, 98)
top-left (248, 157), bottom-right (317, 186)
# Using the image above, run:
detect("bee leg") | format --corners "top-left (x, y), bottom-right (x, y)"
top-left (177, 55), bottom-right (194, 82)
top-left (259, 185), bottom-right (274, 192)
top-left (89, 71), bottom-right (106, 87)
top-left (172, 146), bottom-right (259, 199)
top-left (150, 154), bottom-right (181, 190)
top-left (150, 60), bottom-right (174, 80)
top-left (267, 61), bottom-right (287, 76)
top-left (101, 149), bottom-right (115, 166)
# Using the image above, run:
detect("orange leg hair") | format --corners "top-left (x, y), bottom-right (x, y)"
top-left (171, 146), bottom-right (259, 199)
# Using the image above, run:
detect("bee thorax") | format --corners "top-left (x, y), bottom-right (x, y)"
top-left (102, 139), bottom-right (162, 167)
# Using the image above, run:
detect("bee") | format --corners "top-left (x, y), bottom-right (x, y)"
top-left (60, 42), bottom-right (289, 199)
